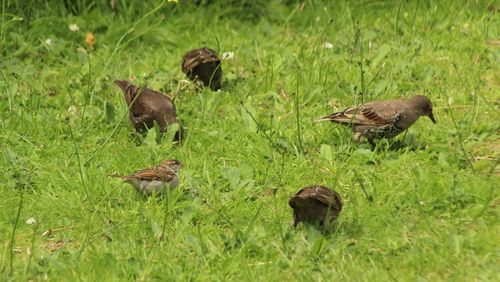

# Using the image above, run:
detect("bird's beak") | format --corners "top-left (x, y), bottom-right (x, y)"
top-left (114, 80), bottom-right (128, 91)
top-left (429, 111), bottom-right (436, 124)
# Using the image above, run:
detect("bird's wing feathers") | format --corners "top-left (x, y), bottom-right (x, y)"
top-left (182, 48), bottom-right (220, 73)
top-left (324, 104), bottom-right (400, 126)
top-left (291, 186), bottom-right (341, 210)
top-left (122, 166), bottom-right (176, 182)
top-left (131, 166), bottom-right (176, 182)
top-left (313, 187), bottom-right (341, 208)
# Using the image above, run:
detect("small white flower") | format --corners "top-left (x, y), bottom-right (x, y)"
top-left (323, 42), bottom-right (333, 49)
top-left (419, 201), bottom-right (425, 205)
top-left (69, 24), bottom-right (80, 32)
top-left (222, 51), bottom-right (234, 60)
top-left (45, 38), bottom-right (52, 45)
top-left (26, 217), bottom-right (37, 225)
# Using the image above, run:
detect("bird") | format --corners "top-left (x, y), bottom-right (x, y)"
top-left (181, 47), bottom-right (222, 90)
top-left (317, 95), bottom-right (436, 147)
top-left (114, 80), bottom-right (182, 141)
top-left (288, 185), bottom-right (342, 228)
top-left (109, 159), bottom-right (181, 196)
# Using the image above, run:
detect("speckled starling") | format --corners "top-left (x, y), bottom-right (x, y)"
top-left (317, 95), bottom-right (436, 146)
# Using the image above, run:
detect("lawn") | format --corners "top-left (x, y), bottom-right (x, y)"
top-left (1, 0), bottom-right (499, 280)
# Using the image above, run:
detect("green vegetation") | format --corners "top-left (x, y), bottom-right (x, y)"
top-left (1, 1), bottom-right (498, 280)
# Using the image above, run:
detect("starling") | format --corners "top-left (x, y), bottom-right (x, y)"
top-left (109, 159), bottom-right (181, 196)
top-left (181, 47), bottom-right (222, 90)
top-left (317, 95), bottom-right (436, 146)
top-left (288, 185), bottom-right (342, 227)
top-left (114, 80), bottom-right (182, 141)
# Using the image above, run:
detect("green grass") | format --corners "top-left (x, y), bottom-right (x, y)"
top-left (1, 0), bottom-right (499, 280)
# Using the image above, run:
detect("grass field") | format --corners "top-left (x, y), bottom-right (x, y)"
top-left (1, 0), bottom-right (499, 280)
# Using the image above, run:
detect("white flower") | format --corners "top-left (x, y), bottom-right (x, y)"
top-left (69, 24), bottom-right (80, 32)
top-left (323, 42), bottom-right (333, 49)
top-left (45, 38), bottom-right (52, 45)
top-left (26, 217), bottom-right (37, 225)
top-left (222, 51), bottom-right (234, 60)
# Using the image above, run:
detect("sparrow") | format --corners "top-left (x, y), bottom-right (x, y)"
top-left (114, 80), bottom-right (182, 141)
top-left (109, 159), bottom-right (181, 196)
top-left (317, 95), bottom-right (436, 147)
top-left (181, 47), bottom-right (222, 90)
top-left (288, 185), bottom-right (342, 228)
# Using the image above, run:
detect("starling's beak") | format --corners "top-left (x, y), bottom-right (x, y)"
top-left (114, 80), bottom-right (128, 92)
top-left (429, 111), bottom-right (436, 124)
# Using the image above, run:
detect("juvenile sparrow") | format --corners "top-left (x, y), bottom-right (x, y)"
top-left (181, 47), bottom-right (222, 90)
top-left (317, 95), bottom-right (436, 146)
top-left (114, 80), bottom-right (182, 141)
top-left (109, 159), bottom-right (181, 196)
top-left (289, 185), bottom-right (342, 227)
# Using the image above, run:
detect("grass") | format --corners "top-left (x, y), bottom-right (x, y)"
top-left (1, 0), bottom-right (499, 280)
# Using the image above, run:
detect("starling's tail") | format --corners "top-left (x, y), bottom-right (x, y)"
top-left (315, 112), bottom-right (346, 123)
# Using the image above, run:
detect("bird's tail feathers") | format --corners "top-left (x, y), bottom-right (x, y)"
top-left (315, 112), bottom-right (348, 123)
top-left (108, 173), bottom-right (131, 180)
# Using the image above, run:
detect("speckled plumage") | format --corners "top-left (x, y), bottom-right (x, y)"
top-left (181, 47), bottom-right (222, 90)
top-left (110, 159), bottom-right (181, 196)
top-left (318, 95), bottom-right (436, 146)
top-left (288, 185), bottom-right (343, 227)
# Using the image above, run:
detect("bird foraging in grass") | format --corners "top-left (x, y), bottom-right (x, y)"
top-left (288, 185), bottom-right (342, 228)
top-left (109, 159), bottom-right (181, 196)
top-left (114, 80), bottom-right (182, 141)
top-left (317, 95), bottom-right (436, 147)
top-left (181, 47), bottom-right (222, 90)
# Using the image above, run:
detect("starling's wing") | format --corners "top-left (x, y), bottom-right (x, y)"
top-left (141, 86), bottom-right (174, 101)
top-left (312, 187), bottom-right (342, 210)
top-left (318, 101), bottom-right (401, 126)
top-left (182, 47), bottom-right (220, 73)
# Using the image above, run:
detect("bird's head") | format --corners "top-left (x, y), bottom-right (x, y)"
top-left (410, 95), bottom-right (436, 124)
top-left (114, 80), bottom-right (131, 92)
top-left (114, 80), bottom-right (139, 104)
top-left (163, 159), bottom-right (182, 172)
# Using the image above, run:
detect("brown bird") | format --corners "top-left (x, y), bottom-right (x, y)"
top-left (114, 80), bottom-right (182, 141)
top-left (109, 159), bottom-right (181, 196)
top-left (317, 95), bottom-right (436, 147)
top-left (288, 185), bottom-right (342, 227)
top-left (181, 47), bottom-right (222, 90)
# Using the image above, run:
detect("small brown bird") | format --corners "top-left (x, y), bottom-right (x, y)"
top-left (181, 47), bottom-right (222, 90)
top-left (109, 159), bottom-right (181, 196)
top-left (317, 95), bottom-right (436, 146)
top-left (288, 185), bottom-right (342, 227)
top-left (114, 80), bottom-right (182, 141)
